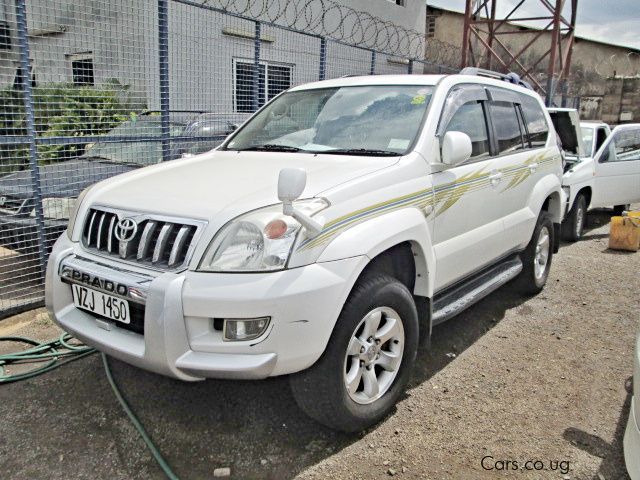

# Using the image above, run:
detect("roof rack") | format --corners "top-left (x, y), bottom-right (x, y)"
top-left (459, 67), bottom-right (533, 90)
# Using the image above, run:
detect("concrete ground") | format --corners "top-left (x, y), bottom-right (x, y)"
top-left (0, 208), bottom-right (638, 480)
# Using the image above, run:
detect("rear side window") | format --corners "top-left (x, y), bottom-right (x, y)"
top-left (490, 101), bottom-right (525, 154)
top-left (520, 95), bottom-right (549, 148)
top-left (444, 101), bottom-right (490, 160)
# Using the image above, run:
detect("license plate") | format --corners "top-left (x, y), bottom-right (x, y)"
top-left (71, 284), bottom-right (130, 324)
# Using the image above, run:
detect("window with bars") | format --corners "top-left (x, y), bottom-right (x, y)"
top-left (0, 22), bottom-right (11, 50)
top-left (71, 56), bottom-right (95, 86)
top-left (234, 60), bottom-right (292, 113)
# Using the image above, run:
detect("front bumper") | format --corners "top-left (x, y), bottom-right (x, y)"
top-left (45, 234), bottom-right (366, 381)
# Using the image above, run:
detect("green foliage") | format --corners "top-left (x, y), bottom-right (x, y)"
top-left (0, 84), bottom-right (138, 172)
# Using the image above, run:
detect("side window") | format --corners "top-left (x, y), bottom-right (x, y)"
top-left (602, 129), bottom-right (640, 163)
top-left (520, 95), bottom-right (549, 148)
top-left (595, 127), bottom-right (608, 152)
top-left (489, 101), bottom-right (525, 154)
top-left (444, 101), bottom-right (490, 160)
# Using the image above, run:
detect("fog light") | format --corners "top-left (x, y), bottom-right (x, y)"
top-left (223, 317), bottom-right (270, 341)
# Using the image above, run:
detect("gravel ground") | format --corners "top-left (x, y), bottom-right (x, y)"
top-left (0, 208), bottom-right (638, 480)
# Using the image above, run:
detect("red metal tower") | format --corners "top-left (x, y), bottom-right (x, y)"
top-left (460, 0), bottom-right (577, 105)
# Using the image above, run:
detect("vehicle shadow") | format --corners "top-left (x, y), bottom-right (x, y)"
top-left (98, 286), bottom-right (526, 479)
top-left (562, 376), bottom-right (632, 480)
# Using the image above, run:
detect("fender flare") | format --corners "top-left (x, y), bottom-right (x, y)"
top-left (527, 174), bottom-right (563, 223)
top-left (317, 207), bottom-right (436, 298)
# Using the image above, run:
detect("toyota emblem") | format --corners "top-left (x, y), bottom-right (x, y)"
top-left (114, 218), bottom-right (138, 242)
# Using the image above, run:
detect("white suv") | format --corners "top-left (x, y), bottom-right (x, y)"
top-left (46, 71), bottom-right (564, 431)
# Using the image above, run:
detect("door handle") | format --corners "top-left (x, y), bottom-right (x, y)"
top-left (489, 171), bottom-right (503, 186)
top-left (528, 162), bottom-right (539, 173)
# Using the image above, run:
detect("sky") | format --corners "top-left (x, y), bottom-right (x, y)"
top-left (426, 0), bottom-right (640, 50)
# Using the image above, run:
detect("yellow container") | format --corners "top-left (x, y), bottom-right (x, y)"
top-left (609, 211), bottom-right (640, 252)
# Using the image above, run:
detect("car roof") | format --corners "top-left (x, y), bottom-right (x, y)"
top-left (289, 74), bottom-right (446, 91)
top-left (289, 74), bottom-right (541, 98)
top-left (580, 122), bottom-right (609, 130)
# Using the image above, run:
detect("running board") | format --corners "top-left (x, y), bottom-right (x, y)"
top-left (431, 256), bottom-right (523, 326)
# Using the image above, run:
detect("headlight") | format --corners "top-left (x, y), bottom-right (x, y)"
top-left (199, 198), bottom-right (328, 272)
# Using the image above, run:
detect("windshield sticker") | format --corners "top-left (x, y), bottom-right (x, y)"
top-left (411, 94), bottom-right (427, 105)
top-left (388, 138), bottom-right (410, 150)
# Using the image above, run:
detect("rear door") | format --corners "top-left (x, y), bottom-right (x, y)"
top-left (592, 125), bottom-right (640, 207)
top-left (486, 88), bottom-right (544, 247)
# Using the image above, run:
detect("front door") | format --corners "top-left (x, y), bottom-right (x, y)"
top-left (431, 86), bottom-right (505, 290)
top-left (592, 125), bottom-right (640, 208)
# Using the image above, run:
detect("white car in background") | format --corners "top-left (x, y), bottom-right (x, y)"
top-left (550, 108), bottom-right (640, 241)
top-left (625, 329), bottom-right (640, 480)
top-left (580, 120), bottom-right (611, 160)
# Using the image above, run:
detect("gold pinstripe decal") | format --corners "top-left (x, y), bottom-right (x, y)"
top-left (297, 149), bottom-right (559, 251)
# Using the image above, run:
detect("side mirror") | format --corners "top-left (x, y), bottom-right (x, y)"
top-left (441, 131), bottom-right (472, 166)
top-left (277, 168), bottom-right (323, 237)
top-left (278, 168), bottom-right (307, 202)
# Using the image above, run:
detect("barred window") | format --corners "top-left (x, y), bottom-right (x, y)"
top-left (0, 21), bottom-right (11, 50)
top-left (234, 60), bottom-right (291, 113)
top-left (71, 56), bottom-right (95, 86)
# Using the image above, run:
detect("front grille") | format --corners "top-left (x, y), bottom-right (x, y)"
top-left (0, 195), bottom-right (27, 214)
top-left (82, 207), bottom-right (203, 271)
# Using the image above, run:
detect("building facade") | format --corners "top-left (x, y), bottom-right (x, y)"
top-left (0, 0), bottom-right (426, 112)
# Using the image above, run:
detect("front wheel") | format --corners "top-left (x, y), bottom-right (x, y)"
top-left (513, 213), bottom-right (554, 295)
top-left (563, 193), bottom-right (587, 242)
top-left (290, 274), bottom-right (418, 432)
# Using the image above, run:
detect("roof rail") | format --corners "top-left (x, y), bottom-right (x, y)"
top-left (459, 67), bottom-right (533, 90)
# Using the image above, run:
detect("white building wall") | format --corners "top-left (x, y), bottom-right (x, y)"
top-left (0, 0), bottom-right (427, 112)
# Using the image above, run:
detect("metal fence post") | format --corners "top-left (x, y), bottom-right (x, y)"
top-left (253, 21), bottom-right (261, 112)
top-left (545, 76), bottom-right (555, 107)
top-left (319, 37), bottom-right (327, 81)
top-left (158, 0), bottom-right (171, 161)
top-left (370, 50), bottom-right (376, 75)
top-left (408, 59), bottom-right (414, 74)
top-left (15, 0), bottom-right (48, 274)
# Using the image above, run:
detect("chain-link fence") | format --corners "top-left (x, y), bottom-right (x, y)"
top-left (0, 0), bottom-right (459, 318)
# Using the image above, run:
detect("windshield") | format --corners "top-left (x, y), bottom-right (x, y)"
top-left (82, 120), bottom-right (185, 165)
top-left (225, 85), bottom-right (434, 155)
top-left (581, 126), bottom-right (595, 157)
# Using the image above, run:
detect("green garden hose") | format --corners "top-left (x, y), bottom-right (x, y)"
top-left (0, 334), bottom-right (180, 480)
top-left (0, 333), bottom-right (95, 383)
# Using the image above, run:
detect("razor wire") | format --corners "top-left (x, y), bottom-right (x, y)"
top-left (196, 0), bottom-right (460, 61)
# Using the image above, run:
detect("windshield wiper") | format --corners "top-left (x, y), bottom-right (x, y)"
top-left (236, 144), bottom-right (302, 153)
top-left (83, 156), bottom-right (142, 167)
top-left (319, 148), bottom-right (399, 157)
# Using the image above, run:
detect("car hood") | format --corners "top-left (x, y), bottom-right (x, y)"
top-left (82, 150), bottom-right (400, 221)
top-left (0, 159), bottom-right (137, 198)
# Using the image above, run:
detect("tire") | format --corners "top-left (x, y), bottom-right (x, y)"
top-left (290, 274), bottom-right (419, 432)
top-left (613, 204), bottom-right (630, 216)
top-left (513, 213), bottom-right (554, 295)
top-left (562, 194), bottom-right (587, 242)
